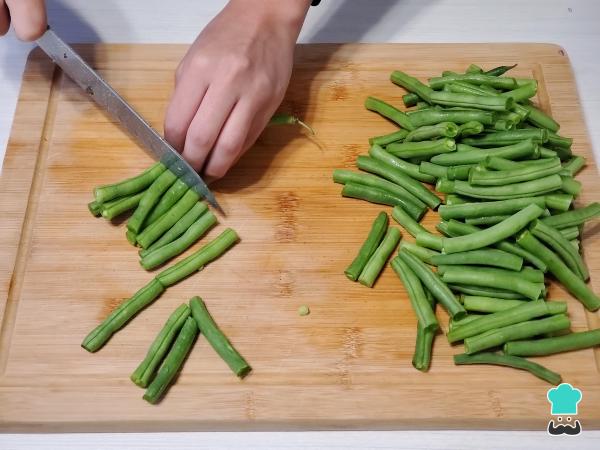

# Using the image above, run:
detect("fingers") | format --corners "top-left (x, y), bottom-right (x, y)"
top-left (0, 1), bottom-right (10, 37)
top-left (181, 84), bottom-right (237, 172)
top-left (6, 0), bottom-right (46, 41)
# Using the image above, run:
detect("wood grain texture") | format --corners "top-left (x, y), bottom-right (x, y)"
top-left (0, 43), bottom-right (599, 432)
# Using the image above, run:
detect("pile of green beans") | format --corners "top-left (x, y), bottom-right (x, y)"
top-left (336, 63), bottom-right (600, 384)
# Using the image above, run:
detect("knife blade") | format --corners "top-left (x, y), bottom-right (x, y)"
top-left (36, 28), bottom-right (223, 214)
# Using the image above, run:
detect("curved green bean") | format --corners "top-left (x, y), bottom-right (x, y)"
top-left (369, 145), bottom-right (436, 183)
top-left (504, 329), bottom-right (600, 356)
top-left (341, 183), bottom-right (425, 221)
top-left (387, 138), bottom-right (456, 159)
top-left (430, 249), bottom-right (522, 271)
top-left (345, 212), bottom-right (388, 281)
top-left (437, 175), bottom-right (563, 200)
top-left (94, 162), bottom-right (165, 204)
top-left (540, 202), bottom-right (600, 229)
top-left (359, 227), bottom-right (401, 287)
top-left (365, 96), bottom-right (415, 130)
top-left (469, 158), bottom-right (561, 186)
top-left (368, 129), bottom-right (409, 147)
top-left (465, 215), bottom-right (510, 226)
top-left (390, 70), bottom-right (434, 102)
top-left (127, 170), bottom-right (178, 234)
top-left (399, 241), bottom-right (440, 264)
top-left (431, 139), bottom-right (537, 166)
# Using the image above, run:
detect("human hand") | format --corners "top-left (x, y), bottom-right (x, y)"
top-left (0, 0), bottom-right (47, 41)
top-left (164, 0), bottom-right (311, 179)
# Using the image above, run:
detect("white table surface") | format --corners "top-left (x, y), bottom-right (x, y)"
top-left (1, 1), bottom-right (600, 448)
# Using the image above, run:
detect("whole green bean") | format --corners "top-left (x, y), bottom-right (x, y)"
top-left (390, 70), bottom-right (434, 102)
top-left (143, 316), bottom-right (198, 404)
top-left (140, 211), bottom-right (218, 270)
top-left (517, 231), bottom-right (600, 311)
top-left (429, 74), bottom-right (518, 90)
top-left (522, 104), bottom-right (560, 132)
top-left (469, 158), bottom-right (562, 186)
top-left (345, 212), bottom-right (388, 281)
top-left (404, 122), bottom-right (459, 142)
top-left (140, 202), bottom-right (209, 258)
top-left (391, 205), bottom-right (427, 238)
top-left (341, 183), bottom-right (425, 221)
top-left (333, 169), bottom-right (427, 212)
top-left (398, 250), bottom-right (466, 319)
top-left (441, 266), bottom-right (543, 300)
top-left (127, 170), bottom-right (178, 234)
top-left (406, 109), bottom-right (494, 127)
top-left (441, 204), bottom-right (544, 254)
top-left (369, 144), bottom-right (436, 184)
top-left (429, 91), bottom-right (513, 111)
top-left (156, 228), bottom-right (239, 287)
top-left (101, 191), bottom-right (146, 220)
top-left (365, 96), bottom-right (415, 130)
top-left (485, 64), bottom-right (518, 76)
top-left (430, 139), bottom-right (536, 166)
top-left (399, 241), bottom-right (440, 264)
top-left (560, 176), bottom-right (582, 196)
top-left (504, 329), bottom-right (600, 356)
top-left (449, 284), bottom-right (533, 300)
top-left (391, 256), bottom-right (438, 332)
top-left (464, 314), bottom-right (571, 354)
top-left (439, 197), bottom-right (546, 220)
top-left (368, 129), bottom-right (408, 147)
top-left (145, 179), bottom-right (189, 226)
top-left (530, 220), bottom-right (588, 281)
top-left (453, 352), bottom-right (561, 385)
top-left (402, 93), bottom-right (420, 107)
top-left (359, 227), bottom-right (401, 287)
top-left (387, 138), bottom-right (456, 159)
top-left (430, 249), bottom-right (522, 271)
top-left (94, 162), bottom-right (165, 204)
top-left (136, 189), bottom-right (200, 249)
top-left (540, 202), bottom-right (600, 229)
top-left (447, 300), bottom-right (567, 343)
top-left (131, 303), bottom-right (191, 388)
top-left (561, 156), bottom-right (586, 177)
top-left (462, 296), bottom-right (528, 313)
top-left (189, 297), bottom-right (251, 378)
top-left (458, 121), bottom-right (484, 137)
top-left (437, 175), bottom-right (563, 200)
top-left (356, 156), bottom-right (442, 209)
top-left (82, 279), bottom-right (165, 352)
top-left (465, 215), bottom-right (510, 226)
top-left (462, 129), bottom-right (548, 147)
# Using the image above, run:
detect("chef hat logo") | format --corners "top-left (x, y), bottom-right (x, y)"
top-left (547, 383), bottom-right (582, 415)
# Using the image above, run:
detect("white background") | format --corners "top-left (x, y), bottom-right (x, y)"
top-left (1, 1), bottom-right (600, 448)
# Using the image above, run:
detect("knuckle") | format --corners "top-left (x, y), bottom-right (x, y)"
top-left (187, 129), bottom-right (213, 150)
top-left (205, 164), bottom-right (228, 180)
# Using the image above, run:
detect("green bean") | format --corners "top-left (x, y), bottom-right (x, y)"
top-left (390, 70), bottom-right (434, 102)
top-left (406, 109), bottom-right (494, 127)
top-left (545, 193), bottom-right (573, 212)
top-left (430, 139), bottom-right (536, 166)
top-left (560, 176), bottom-right (582, 196)
top-left (540, 202), bottom-right (600, 229)
top-left (559, 226), bottom-right (579, 241)
top-left (465, 215), bottom-right (510, 226)
top-left (189, 297), bottom-right (251, 378)
top-left (494, 111), bottom-right (523, 128)
top-left (101, 191), bottom-right (146, 220)
top-left (464, 314), bottom-right (570, 354)
top-left (561, 156), bottom-right (586, 177)
top-left (485, 64), bottom-right (518, 76)
top-left (429, 74), bottom-right (518, 90)
top-left (517, 231), bottom-right (600, 311)
top-left (269, 114), bottom-right (315, 134)
top-left (462, 129), bottom-right (548, 147)
top-left (145, 179), bottom-right (189, 226)
top-left (399, 241), bottom-right (440, 264)
top-left (402, 93), bottom-right (420, 107)
top-left (530, 220), bottom-right (588, 281)
top-left (356, 156), bottom-right (442, 209)
top-left (446, 165), bottom-right (474, 181)
top-left (359, 228), bottom-right (401, 287)
top-left (504, 329), bottom-right (600, 356)
top-left (126, 229), bottom-right (138, 246)
top-left (492, 119), bottom-right (513, 131)
top-left (430, 249), bottom-right (522, 271)
top-left (462, 296), bottom-right (528, 313)
top-left (435, 221), bottom-right (452, 237)
top-left (539, 147), bottom-right (558, 159)
top-left (447, 300), bottom-right (567, 343)
top-left (333, 169), bottom-right (427, 211)
top-left (82, 279), bottom-right (165, 352)
top-left (92, 196), bottom-right (129, 218)
top-left (365, 96), bottom-right (415, 130)
top-left (416, 232), bottom-right (444, 251)
top-left (441, 204), bottom-right (544, 254)
top-left (521, 104), bottom-right (560, 132)
top-left (391, 256), bottom-right (438, 332)
top-left (136, 190), bottom-right (200, 249)
top-left (398, 250), bottom-right (466, 319)
top-left (140, 211), bottom-right (217, 270)
top-left (469, 158), bottom-right (562, 186)
top-left (466, 63), bottom-right (484, 74)
top-left (369, 145), bottom-right (436, 183)
top-left (88, 200), bottom-right (103, 217)
top-left (482, 156), bottom-right (557, 171)
top-left (440, 264), bottom-right (542, 283)
top-left (404, 122), bottom-right (459, 142)
top-left (368, 129), bottom-right (408, 147)
top-left (391, 205), bottom-right (426, 238)
top-left (412, 324), bottom-right (435, 372)
top-left (94, 162), bottom-right (165, 204)
top-left (155, 228), bottom-right (239, 287)
top-left (131, 303), bottom-right (190, 388)
top-left (458, 121), bottom-right (484, 137)
top-left (341, 183), bottom-right (425, 221)
top-left (143, 316), bottom-right (198, 404)
top-left (387, 138), bottom-right (456, 159)
top-left (439, 197), bottom-right (546, 220)
top-left (437, 175), bottom-right (563, 200)
top-left (453, 352), bottom-right (561, 385)
top-left (547, 132), bottom-right (573, 150)
top-left (499, 81), bottom-right (538, 102)
top-left (429, 91), bottom-right (513, 111)
top-left (449, 314), bottom-right (484, 331)
top-left (140, 202), bottom-right (209, 258)
top-left (449, 284), bottom-right (533, 300)
top-left (419, 162), bottom-right (447, 179)
top-left (345, 212), bottom-right (388, 281)
top-left (441, 266), bottom-right (543, 300)
top-left (444, 194), bottom-right (470, 205)
top-left (127, 170), bottom-right (178, 234)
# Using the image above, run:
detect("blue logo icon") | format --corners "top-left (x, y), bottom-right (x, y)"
top-left (546, 383), bottom-right (583, 436)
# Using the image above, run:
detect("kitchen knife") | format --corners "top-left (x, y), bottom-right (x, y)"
top-left (36, 28), bottom-right (223, 214)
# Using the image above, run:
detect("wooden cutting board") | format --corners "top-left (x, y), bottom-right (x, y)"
top-left (1, 43), bottom-right (599, 432)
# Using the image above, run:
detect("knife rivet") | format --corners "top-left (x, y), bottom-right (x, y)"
top-left (63, 52), bottom-right (67, 59)
top-left (86, 86), bottom-right (94, 96)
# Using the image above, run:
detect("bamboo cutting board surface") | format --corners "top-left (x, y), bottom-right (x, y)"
top-left (1, 43), bottom-right (600, 431)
